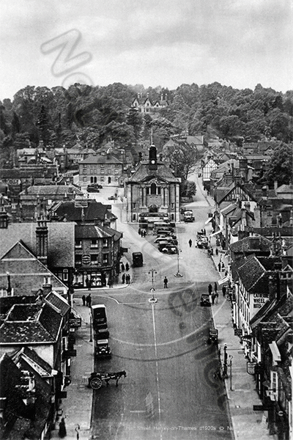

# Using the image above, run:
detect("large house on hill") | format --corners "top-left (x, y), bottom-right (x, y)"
top-left (131, 93), bottom-right (169, 113)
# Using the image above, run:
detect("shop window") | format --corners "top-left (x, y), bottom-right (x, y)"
top-left (75, 255), bottom-right (82, 265)
top-left (63, 269), bottom-right (69, 282)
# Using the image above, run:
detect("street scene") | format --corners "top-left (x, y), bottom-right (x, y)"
top-left (0, 2), bottom-right (292, 440)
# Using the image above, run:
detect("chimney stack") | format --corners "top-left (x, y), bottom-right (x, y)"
top-left (36, 220), bottom-right (48, 266)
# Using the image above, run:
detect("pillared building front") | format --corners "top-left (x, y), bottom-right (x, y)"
top-left (125, 146), bottom-right (181, 222)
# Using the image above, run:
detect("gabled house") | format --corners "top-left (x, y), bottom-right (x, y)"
top-left (0, 241), bottom-right (68, 296)
top-left (49, 199), bottom-right (117, 229)
top-left (0, 218), bottom-right (75, 293)
top-left (74, 224), bottom-right (123, 288)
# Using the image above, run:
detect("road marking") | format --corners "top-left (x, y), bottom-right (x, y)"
top-left (111, 321), bottom-right (208, 347)
top-left (151, 303), bottom-right (162, 438)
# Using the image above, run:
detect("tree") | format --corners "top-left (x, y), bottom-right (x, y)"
top-left (264, 143), bottom-right (293, 186)
top-left (126, 107), bottom-right (143, 142)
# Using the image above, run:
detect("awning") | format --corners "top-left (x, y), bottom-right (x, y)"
top-left (205, 217), bottom-right (213, 225)
top-left (210, 228), bottom-right (223, 238)
top-left (269, 342), bottom-right (281, 364)
top-left (218, 276), bottom-right (229, 286)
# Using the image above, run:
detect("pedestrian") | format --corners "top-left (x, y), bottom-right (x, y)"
top-left (82, 295), bottom-right (86, 306)
top-left (222, 286), bottom-right (226, 297)
top-left (122, 273), bottom-right (125, 284)
top-left (215, 248), bottom-right (218, 256)
top-left (59, 417), bottom-right (66, 438)
top-left (214, 282), bottom-right (218, 293)
top-left (218, 262), bottom-right (221, 272)
top-left (189, 239), bottom-right (192, 247)
top-left (125, 262), bottom-right (129, 271)
top-left (121, 262), bottom-right (125, 272)
top-left (143, 230), bottom-right (146, 237)
top-left (138, 228), bottom-right (141, 236)
top-left (208, 283), bottom-right (213, 295)
top-left (203, 228), bottom-right (206, 236)
top-left (212, 293), bottom-right (215, 305)
top-left (214, 292), bottom-right (219, 304)
top-left (87, 294), bottom-right (91, 308)
top-left (163, 276), bottom-right (168, 288)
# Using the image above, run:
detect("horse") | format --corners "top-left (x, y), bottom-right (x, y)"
top-left (104, 370), bottom-right (127, 387)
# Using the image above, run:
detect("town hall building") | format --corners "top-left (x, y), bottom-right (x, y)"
top-left (125, 146), bottom-right (181, 222)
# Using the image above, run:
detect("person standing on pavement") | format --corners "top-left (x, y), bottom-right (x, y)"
top-left (222, 286), bottom-right (226, 297)
top-left (164, 277), bottom-right (168, 288)
top-left (211, 293), bottom-right (215, 305)
top-left (87, 294), bottom-right (92, 308)
top-left (214, 282), bottom-right (218, 293)
top-left (82, 295), bottom-right (86, 306)
top-left (208, 283), bottom-right (213, 295)
top-left (189, 239), bottom-right (192, 247)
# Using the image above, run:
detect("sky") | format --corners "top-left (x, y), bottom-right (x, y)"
top-left (0, 0), bottom-right (292, 100)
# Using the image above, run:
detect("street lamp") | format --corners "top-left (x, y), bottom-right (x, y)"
top-left (229, 355), bottom-right (233, 391)
top-left (89, 310), bottom-right (93, 342)
top-left (223, 344), bottom-right (228, 379)
top-left (174, 247), bottom-right (183, 278)
top-left (148, 269), bottom-right (157, 303)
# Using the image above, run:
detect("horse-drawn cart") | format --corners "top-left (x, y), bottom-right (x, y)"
top-left (88, 371), bottom-right (127, 389)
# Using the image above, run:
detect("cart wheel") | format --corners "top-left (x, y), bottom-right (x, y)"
top-left (90, 376), bottom-right (103, 390)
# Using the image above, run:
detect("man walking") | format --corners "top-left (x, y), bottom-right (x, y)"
top-left (208, 283), bottom-right (213, 295)
top-left (164, 277), bottom-right (168, 288)
top-left (189, 239), bottom-right (192, 247)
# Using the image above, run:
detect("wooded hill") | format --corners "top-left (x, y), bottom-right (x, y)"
top-left (0, 82), bottom-right (292, 169)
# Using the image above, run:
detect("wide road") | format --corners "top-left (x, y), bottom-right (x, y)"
top-left (89, 177), bottom-right (233, 439)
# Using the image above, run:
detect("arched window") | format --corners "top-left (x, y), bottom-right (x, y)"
top-left (151, 183), bottom-right (156, 195)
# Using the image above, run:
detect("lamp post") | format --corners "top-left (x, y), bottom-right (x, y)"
top-left (229, 355), bottom-right (233, 390)
top-left (174, 247), bottom-right (183, 278)
top-left (148, 269), bottom-right (157, 303)
top-left (223, 344), bottom-right (228, 379)
top-left (89, 310), bottom-right (93, 342)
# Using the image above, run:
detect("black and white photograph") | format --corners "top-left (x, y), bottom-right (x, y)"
top-left (0, 1), bottom-right (292, 439)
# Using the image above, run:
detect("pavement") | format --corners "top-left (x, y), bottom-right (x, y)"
top-left (49, 182), bottom-right (277, 440)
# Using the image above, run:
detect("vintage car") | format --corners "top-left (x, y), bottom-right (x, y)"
top-left (95, 339), bottom-right (112, 358)
top-left (160, 244), bottom-right (178, 254)
top-left (200, 293), bottom-right (211, 307)
top-left (87, 184), bottom-right (100, 192)
top-left (207, 327), bottom-right (218, 344)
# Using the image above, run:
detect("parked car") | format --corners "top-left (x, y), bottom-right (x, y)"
top-left (155, 236), bottom-right (177, 244)
top-left (197, 238), bottom-right (209, 249)
top-left (87, 185), bottom-right (100, 193)
top-left (95, 339), bottom-right (112, 358)
top-left (200, 293), bottom-right (211, 306)
top-left (160, 244), bottom-right (178, 254)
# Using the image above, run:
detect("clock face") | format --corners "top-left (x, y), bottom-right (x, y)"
top-left (151, 160), bottom-right (155, 164)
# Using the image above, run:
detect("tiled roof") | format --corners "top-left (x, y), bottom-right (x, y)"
top-left (80, 154), bottom-right (123, 165)
top-left (45, 291), bottom-right (70, 316)
top-left (20, 184), bottom-right (83, 196)
top-left (75, 224), bottom-right (122, 240)
top-left (11, 346), bottom-right (52, 377)
top-left (237, 255), bottom-right (266, 291)
top-left (127, 161), bottom-right (180, 183)
top-left (230, 235), bottom-right (272, 253)
top-left (0, 241), bottom-right (68, 294)
top-left (0, 221), bottom-right (75, 268)
top-left (0, 302), bottom-right (62, 344)
top-left (51, 200), bottom-right (117, 222)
